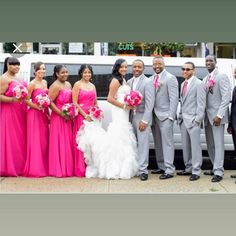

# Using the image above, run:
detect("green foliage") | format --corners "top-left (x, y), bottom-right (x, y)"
top-left (142, 42), bottom-right (185, 55)
top-left (3, 42), bottom-right (16, 53)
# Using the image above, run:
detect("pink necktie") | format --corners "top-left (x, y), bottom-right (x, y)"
top-left (153, 74), bottom-right (159, 88)
top-left (182, 80), bottom-right (188, 97)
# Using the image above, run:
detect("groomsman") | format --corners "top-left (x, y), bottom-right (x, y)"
top-left (204, 55), bottom-right (231, 182)
top-left (150, 56), bottom-right (179, 179)
top-left (227, 66), bottom-right (236, 182)
top-left (177, 62), bottom-right (206, 181)
top-left (128, 59), bottom-right (155, 181)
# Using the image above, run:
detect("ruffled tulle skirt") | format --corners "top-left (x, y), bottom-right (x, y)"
top-left (76, 119), bottom-right (139, 179)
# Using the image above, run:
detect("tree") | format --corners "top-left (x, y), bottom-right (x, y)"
top-left (3, 42), bottom-right (16, 53)
top-left (142, 42), bottom-right (185, 56)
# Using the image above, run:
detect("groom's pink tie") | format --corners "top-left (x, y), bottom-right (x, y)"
top-left (182, 80), bottom-right (188, 97)
top-left (153, 74), bottom-right (159, 88)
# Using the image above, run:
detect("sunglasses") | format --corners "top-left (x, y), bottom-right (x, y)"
top-left (181, 68), bottom-right (193, 71)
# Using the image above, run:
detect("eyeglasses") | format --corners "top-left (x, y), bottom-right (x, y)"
top-left (181, 68), bottom-right (193, 71)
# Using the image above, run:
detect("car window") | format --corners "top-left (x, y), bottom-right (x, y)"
top-left (30, 63), bottom-right (207, 100)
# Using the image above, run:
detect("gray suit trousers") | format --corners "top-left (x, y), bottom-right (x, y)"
top-left (205, 117), bottom-right (225, 176)
top-left (180, 122), bottom-right (202, 175)
top-left (132, 113), bottom-right (150, 175)
top-left (151, 115), bottom-right (175, 175)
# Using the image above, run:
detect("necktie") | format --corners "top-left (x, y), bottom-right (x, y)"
top-left (153, 74), bottom-right (159, 88)
top-left (208, 74), bottom-right (211, 81)
top-left (182, 80), bottom-right (188, 97)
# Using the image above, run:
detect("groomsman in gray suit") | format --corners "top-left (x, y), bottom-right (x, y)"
top-left (227, 66), bottom-right (236, 182)
top-left (150, 56), bottom-right (179, 179)
top-left (177, 62), bottom-right (206, 181)
top-left (128, 59), bottom-right (155, 181)
top-left (204, 55), bottom-right (231, 182)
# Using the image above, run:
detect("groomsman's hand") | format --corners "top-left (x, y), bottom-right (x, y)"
top-left (213, 116), bottom-right (221, 126)
top-left (227, 127), bottom-right (232, 134)
top-left (139, 121), bottom-right (148, 132)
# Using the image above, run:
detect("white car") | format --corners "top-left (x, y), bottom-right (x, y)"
top-left (1, 53), bottom-right (235, 150)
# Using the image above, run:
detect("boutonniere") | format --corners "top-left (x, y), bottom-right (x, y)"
top-left (207, 79), bottom-right (215, 94)
top-left (154, 81), bottom-right (163, 91)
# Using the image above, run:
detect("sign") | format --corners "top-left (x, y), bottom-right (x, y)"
top-left (69, 42), bottom-right (83, 53)
top-left (118, 42), bottom-right (134, 51)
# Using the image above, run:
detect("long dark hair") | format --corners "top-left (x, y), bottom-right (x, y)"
top-left (112, 58), bottom-right (126, 85)
top-left (3, 57), bottom-right (20, 74)
top-left (53, 64), bottom-right (67, 80)
top-left (78, 64), bottom-right (94, 81)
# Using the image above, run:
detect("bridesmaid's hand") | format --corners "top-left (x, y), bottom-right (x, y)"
top-left (11, 97), bottom-right (22, 103)
top-left (60, 112), bottom-right (70, 121)
top-left (85, 115), bottom-right (93, 122)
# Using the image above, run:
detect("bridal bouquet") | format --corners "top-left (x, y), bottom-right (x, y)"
top-left (88, 106), bottom-right (103, 121)
top-left (61, 103), bottom-right (77, 119)
top-left (12, 84), bottom-right (28, 100)
top-left (124, 90), bottom-right (143, 107)
top-left (35, 93), bottom-right (51, 109)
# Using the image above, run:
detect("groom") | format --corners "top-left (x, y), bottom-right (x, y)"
top-left (128, 59), bottom-right (155, 181)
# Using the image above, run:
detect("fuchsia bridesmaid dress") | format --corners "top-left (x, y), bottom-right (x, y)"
top-left (23, 89), bottom-right (49, 177)
top-left (0, 80), bottom-right (27, 176)
top-left (72, 89), bottom-right (96, 177)
top-left (48, 89), bottom-right (74, 177)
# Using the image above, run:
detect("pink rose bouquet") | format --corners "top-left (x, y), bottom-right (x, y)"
top-left (88, 106), bottom-right (103, 120)
top-left (35, 93), bottom-right (50, 109)
top-left (12, 84), bottom-right (28, 99)
top-left (61, 103), bottom-right (77, 119)
top-left (124, 90), bottom-right (143, 107)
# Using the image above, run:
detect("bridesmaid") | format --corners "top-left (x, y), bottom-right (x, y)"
top-left (48, 65), bottom-right (74, 177)
top-left (0, 57), bottom-right (27, 176)
top-left (23, 62), bottom-right (49, 177)
top-left (72, 64), bottom-right (97, 177)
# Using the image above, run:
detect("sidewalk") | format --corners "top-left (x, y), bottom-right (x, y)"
top-left (1, 171), bottom-right (236, 193)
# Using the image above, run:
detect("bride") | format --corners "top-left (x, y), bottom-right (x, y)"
top-left (77, 59), bottom-right (139, 179)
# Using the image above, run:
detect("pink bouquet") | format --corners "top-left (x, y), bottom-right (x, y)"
top-left (35, 93), bottom-right (50, 109)
top-left (61, 103), bottom-right (77, 119)
top-left (124, 90), bottom-right (143, 107)
top-left (207, 79), bottom-right (215, 94)
top-left (12, 84), bottom-right (28, 99)
top-left (88, 106), bottom-right (103, 120)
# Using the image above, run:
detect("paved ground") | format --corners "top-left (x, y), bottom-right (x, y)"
top-left (1, 171), bottom-right (236, 193)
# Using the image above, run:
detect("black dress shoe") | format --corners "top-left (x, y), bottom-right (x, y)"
top-left (230, 174), bottom-right (236, 178)
top-left (211, 175), bottom-right (223, 182)
top-left (140, 173), bottom-right (148, 181)
top-left (159, 173), bottom-right (173, 180)
top-left (203, 170), bottom-right (214, 176)
top-left (151, 169), bottom-right (165, 174)
top-left (189, 174), bottom-right (200, 181)
top-left (177, 170), bottom-right (192, 176)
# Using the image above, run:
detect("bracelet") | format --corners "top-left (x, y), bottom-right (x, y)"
top-left (123, 104), bottom-right (127, 110)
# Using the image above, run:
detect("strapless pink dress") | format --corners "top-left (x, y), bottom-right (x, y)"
top-left (48, 89), bottom-right (74, 177)
top-left (72, 89), bottom-right (96, 177)
top-left (0, 80), bottom-right (27, 176)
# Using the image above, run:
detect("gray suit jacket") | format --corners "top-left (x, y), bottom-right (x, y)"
top-left (150, 70), bottom-right (179, 121)
top-left (203, 69), bottom-right (231, 125)
top-left (178, 76), bottom-right (206, 129)
top-left (127, 74), bottom-right (155, 124)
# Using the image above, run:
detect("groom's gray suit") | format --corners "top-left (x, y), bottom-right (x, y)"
top-left (150, 69), bottom-right (179, 175)
top-left (204, 69), bottom-right (231, 177)
top-left (128, 74), bottom-right (155, 175)
top-left (178, 76), bottom-right (206, 175)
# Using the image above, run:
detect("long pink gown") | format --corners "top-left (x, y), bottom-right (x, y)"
top-left (48, 89), bottom-right (74, 177)
top-left (0, 80), bottom-right (27, 176)
top-left (73, 89), bottom-right (96, 177)
top-left (23, 89), bottom-right (49, 177)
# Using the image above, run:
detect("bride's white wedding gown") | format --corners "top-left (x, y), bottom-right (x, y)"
top-left (76, 81), bottom-right (139, 179)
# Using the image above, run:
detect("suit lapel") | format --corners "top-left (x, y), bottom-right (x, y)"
top-left (136, 74), bottom-right (144, 91)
